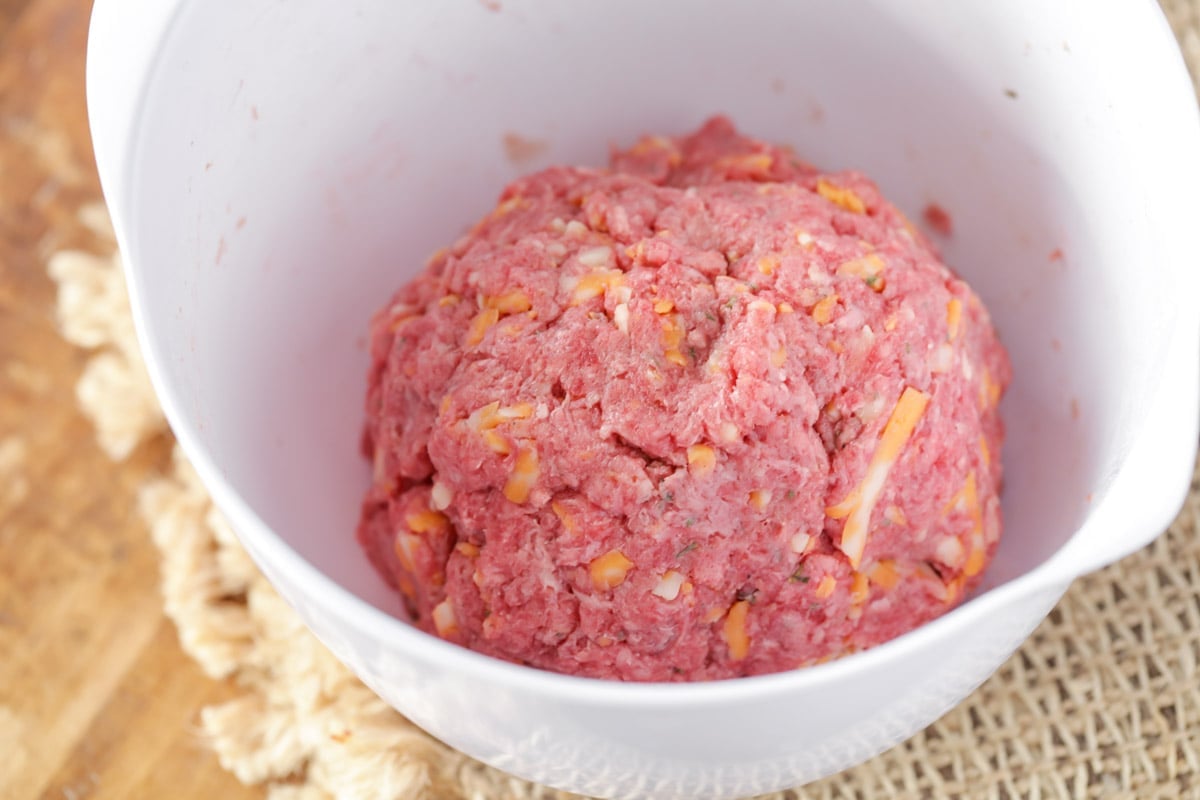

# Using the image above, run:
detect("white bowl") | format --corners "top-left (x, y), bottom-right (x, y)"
top-left (87, 2), bottom-right (1200, 797)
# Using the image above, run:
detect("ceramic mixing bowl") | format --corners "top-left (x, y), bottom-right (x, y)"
top-left (88, 2), bottom-right (1200, 797)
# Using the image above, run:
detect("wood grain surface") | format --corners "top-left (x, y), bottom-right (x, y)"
top-left (0, 2), bottom-right (263, 798)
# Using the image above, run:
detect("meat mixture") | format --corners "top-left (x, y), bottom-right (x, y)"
top-left (357, 116), bottom-right (1010, 681)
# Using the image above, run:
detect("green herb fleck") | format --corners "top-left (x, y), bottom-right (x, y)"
top-left (684, 517), bottom-right (697, 528)
top-left (790, 564), bottom-right (809, 583)
top-left (676, 541), bottom-right (699, 558)
top-left (864, 274), bottom-right (881, 288)
top-left (704, 311), bottom-right (717, 322)
top-left (785, 489), bottom-right (796, 500)
top-left (688, 346), bottom-right (699, 362)
top-left (663, 490), bottom-right (675, 503)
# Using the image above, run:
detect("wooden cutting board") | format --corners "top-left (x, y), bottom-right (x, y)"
top-left (0, 2), bottom-right (263, 797)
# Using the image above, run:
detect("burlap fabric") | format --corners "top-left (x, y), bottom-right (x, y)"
top-left (50, 5), bottom-right (1200, 796)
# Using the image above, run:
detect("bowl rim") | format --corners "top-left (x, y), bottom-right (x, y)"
top-left (99, 0), bottom-right (1200, 707)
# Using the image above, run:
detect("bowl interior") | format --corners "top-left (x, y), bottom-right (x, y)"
top-left (127, 0), bottom-right (1172, 619)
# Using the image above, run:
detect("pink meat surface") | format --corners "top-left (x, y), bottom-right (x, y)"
top-left (357, 117), bottom-right (1010, 681)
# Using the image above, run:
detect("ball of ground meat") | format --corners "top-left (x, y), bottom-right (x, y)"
top-left (356, 116), bottom-right (1010, 682)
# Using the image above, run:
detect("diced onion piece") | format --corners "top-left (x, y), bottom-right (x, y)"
top-left (578, 246), bottom-right (615, 269)
top-left (789, 533), bottom-right (812, 554)
top-left (590, 549), bottom-right (634, 590)
top-left (935, 536), bottom-right (965, 567)
top-left (430, 481), bottom-right (453, 510)
top-left (719, 422), bottom-right (740, 443)
top-left (613, 303), bottom-right (630, 333)
top-left (394, 533), bottom-right (421, 571)
top-left (652, 570), bottom-right (686, 601)
top-left (930, 343), bottom-right (955, 373)
top-left (432, 600), bottom-right (459, 637)
top-left (826, 387), bottom-right (929, 569)
top-left (723, 600), bottom-right (751, 661)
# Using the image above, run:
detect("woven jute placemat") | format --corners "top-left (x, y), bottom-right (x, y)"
top-left (51, 6), bottom-right (1200, 796)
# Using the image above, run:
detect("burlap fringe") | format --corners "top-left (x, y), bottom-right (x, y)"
top-left (49, 6), bottom-right (1200, 791)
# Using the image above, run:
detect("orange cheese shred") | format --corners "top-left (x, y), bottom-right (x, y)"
top-left (817, 178), bottom-right (866, 214)
top-left (868, 560), bottom-right (901, 590)
top-left (723, 600), bottom-right (751, 661)
top-left (946, 297), bottom-right (963, 341)
top-left (590, 549), bottom-right (634, 590)
top-left (502, 447), bottom-right (539, 504)
top-left (826, 386), bottom-right (930, 568)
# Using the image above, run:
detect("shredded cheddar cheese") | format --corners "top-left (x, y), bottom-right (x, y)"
top-left (716, 152), bottom-right (773, 176)
top-left (405, 509), bottom-right (448, 534)
top-left (723, 600), bottom-right (751, 661)
top-left (837, 254), bottom-right (886, 291)
top-left (815, 575), bottom-right (837, 599)
top-left (569, 269), bottom-right (624, 306)
top-left (816, 178), bottom-right (866, 214)
top-left (502, 447), bottom-right (539, 504)
top-left (482, 430), bottom-right (511, 455)
top-left (465, 308), bottom-right (500, 347)
top-left (946, 297), bottom-right (963, 341)
top-left (748, 489), bottom-right (771, 512)
top-left (590, 549), bottom-right (634, 590)
top-left (850, 572), bottom-right (870, 605)
top-left (826, 386), bottom-right (930, 568)
top-left (868, 560), bottom-right (900, 590)
top-left (811, 293), bottom-right (838, 325)
top-left (551, 501), bottom-right (577, 534)
top-left (486, 291), bottom-right (532, 314)
top-left (687, 443), bottom-right (716, 477)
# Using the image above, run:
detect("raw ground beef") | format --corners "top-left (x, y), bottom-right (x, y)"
top-left (357, 116), bottom-right (1010, 681)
